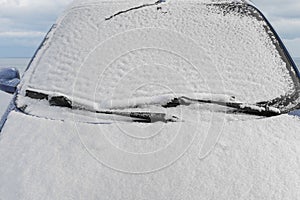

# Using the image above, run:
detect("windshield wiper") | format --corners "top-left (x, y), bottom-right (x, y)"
top-left (24, 90), bottom-right (283, 120)
top-left (24, 90), bottom-right (179, 123)
top-left (162, 96), bottom-right (281, 117)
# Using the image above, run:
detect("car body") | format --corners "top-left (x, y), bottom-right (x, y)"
top-left (1, 0), bottom-right (300, 199)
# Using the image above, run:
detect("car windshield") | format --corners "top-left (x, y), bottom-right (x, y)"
top-left (16, 0), bottom-right (300, 121)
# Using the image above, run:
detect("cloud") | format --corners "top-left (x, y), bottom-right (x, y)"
top-left (0, 0), bottom-right (72, 57)
top-left (0, 0), bottom-right (72, 10)
top-left (0, 0), bottom-right (72, 20)
top-left (283, 38), bottom-right (300, 58)
top-left (271, 18), bottom-right (300, 40)
top-left (0, 0), bottom-right (72, 29)
top-left (0, 31), bottom-right (45, 38)
top-left (252, 0), bottom-right (300, 57)
top-left (252, 0), bottom-right (300, 19)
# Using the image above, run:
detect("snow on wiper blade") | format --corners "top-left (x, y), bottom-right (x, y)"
top-left (26, 89), bottom-right (234, 109)
top-left (92, 93), bottom-right (236, 109)
top-left (163, 96), bottom-right (281, 117)
top-left (92, 93), bottom-right (280, 117)
top-left (24, 90), bottom-right (179, 123)
top-left (25, 89), bottom-right (280, 118)
top-left (93, 110), bottom-right (179, 123)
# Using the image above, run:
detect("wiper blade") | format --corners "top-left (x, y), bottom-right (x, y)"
top-left (93, 110), bottom-right (179, 123)
top-left (25, 89), bottom-right (281, 119)
top-left (25, 90), bottom-right (179, 123)
top-left (163, 96), bottom-right (281, 117)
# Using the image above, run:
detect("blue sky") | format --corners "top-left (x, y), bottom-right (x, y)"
top-left (0, 0), bottom-right (299, 58)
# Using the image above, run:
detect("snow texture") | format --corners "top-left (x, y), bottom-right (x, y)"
top-left (17, 0), bottom-right (295, 116)
top-left (0, 111), bottom-right (300, 199)
top-left (1, 0), bottom-right (300, 199)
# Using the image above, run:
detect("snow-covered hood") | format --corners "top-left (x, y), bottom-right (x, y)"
top-left (0, 110), bottom-right (300, 199)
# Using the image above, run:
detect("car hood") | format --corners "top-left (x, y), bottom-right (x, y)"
top-left (0, 111), bottom-right (300, 199)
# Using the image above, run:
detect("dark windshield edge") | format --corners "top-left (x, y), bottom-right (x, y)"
top-left (247, 3), bottom-right (300, 112)
top-left (256, 90), bottom-right (300, 112)
top-left (208, 3), bottom-right (300, 85)
top-left (207, 2), bottom-right (300, 113)
top-left (247, 4), bottom-right (300, 82)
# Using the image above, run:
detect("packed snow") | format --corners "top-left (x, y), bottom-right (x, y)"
top-left (1, 0), bottom-right (300, 199)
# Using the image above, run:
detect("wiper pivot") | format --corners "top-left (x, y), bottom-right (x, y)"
top-left (49, 96), bottom-right (72, 108)
top-left (25, 90), bottom-right (72, 108)
top-left (26, 90), bottom-right (48, 100)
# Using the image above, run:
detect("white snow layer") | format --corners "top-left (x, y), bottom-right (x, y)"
top-left (1, 1), bottom-right (300, 199)
top-left (0, 111), bottom-right (300, 199)
top-left (18, 0), bottom-right (295, 114)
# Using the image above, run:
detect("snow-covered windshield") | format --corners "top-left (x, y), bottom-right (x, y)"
top-left (17, 0), bottom-right (299, 118)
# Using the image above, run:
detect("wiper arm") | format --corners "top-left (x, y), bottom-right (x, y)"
top-left (24, 90), bottom-right (179, 123)
top-left (163, 96), bottom-right (281, 117)
top-left (93, 110), bottom-right (179, 123)
top-left (25, 90), bottom-right (282, 119)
